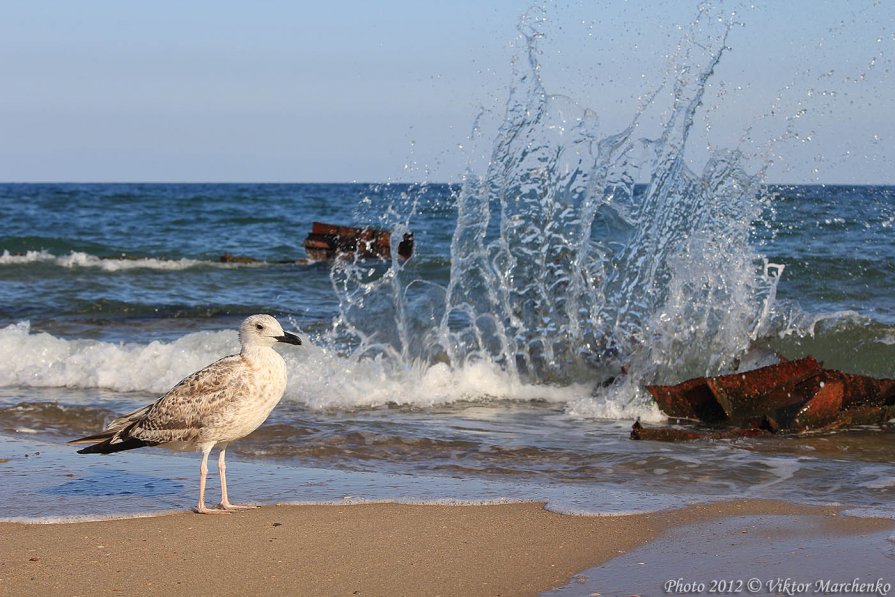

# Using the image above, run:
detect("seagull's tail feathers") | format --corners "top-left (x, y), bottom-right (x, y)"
top-left (68, 429), bottom-right (117, 445)
top-left (69, 404), bottom-right (160, 454)
top-left (73, 435), bottom-right (161, 454)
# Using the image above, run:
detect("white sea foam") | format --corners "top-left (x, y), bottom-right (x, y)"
top-left (0, 321), bottom-right (234, 395)
top-left (285, 342), bottom-right (599, 410)
top-left (840, 508), bottom-right (895, 521)
top-left (0, 250), bottom-right (240, 271)
top-left (2, 510), bottom-right (184, 525)
top-left (566, 382), bottom-right (666, 423)
top-left (747, 456), bottom-right (801, 492)
top-left (0, 321), bottom-right (656, 417)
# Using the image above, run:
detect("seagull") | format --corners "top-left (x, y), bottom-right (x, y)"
top-left (69, 314), bottom-right (302, 514)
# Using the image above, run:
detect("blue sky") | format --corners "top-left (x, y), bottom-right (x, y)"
top-left (1, 1), bottom-right (892, 183)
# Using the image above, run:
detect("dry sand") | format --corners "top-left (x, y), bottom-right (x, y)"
top-left (0, 499), bottom-right (891, 597)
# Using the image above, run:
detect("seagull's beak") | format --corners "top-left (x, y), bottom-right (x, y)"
top-left (275, 331), bottom-right (302, 346)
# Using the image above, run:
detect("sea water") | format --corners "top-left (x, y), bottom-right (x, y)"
top-left (1, 4), bottom-right (893, 522)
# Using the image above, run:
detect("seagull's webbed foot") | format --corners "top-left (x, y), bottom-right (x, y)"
top-left (217, 501), bottom-right (258, 511)
top-left (194, 505), bottom-right (231, 515)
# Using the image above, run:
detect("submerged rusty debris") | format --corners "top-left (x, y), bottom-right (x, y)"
top-left (219, 253), bottom-right (264, 264)
top-left (633, 356), bottom-right (895, 441)
top-left (303, 222), bottom-right (414, 261)
top-left (630, 418), bottom-right (772, 442)
top-left (216, 222), bottom-right (415, 264)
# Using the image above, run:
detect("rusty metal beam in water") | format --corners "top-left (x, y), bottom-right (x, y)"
top-left (636, 356), bottom-right (895, 442)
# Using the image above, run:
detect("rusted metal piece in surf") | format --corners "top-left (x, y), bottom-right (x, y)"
top-left (302, 222), bottom-right (414, 262)
top-left (644, 377), bottom-right (726, 423)
top-left (219, 253), bottom-right (264, 264)
top-left (639, 356), bottom-right (895, 441)
top-left (645, 356), bottom-right (824, 426)
top-left (705, 356), bottom-right (824, 426)
top-left (629, 418), bottom-right (771, 441)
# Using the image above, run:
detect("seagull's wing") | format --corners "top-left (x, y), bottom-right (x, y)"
top-left (70, 354), bottom-right (255, 453)
top-left (124, 354), bottom-right (253, 445)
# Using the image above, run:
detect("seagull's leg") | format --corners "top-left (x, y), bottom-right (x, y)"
top-left (217, 445), bottom-right (257, 511)
top-left (195, 444), bottom-right (228, 515)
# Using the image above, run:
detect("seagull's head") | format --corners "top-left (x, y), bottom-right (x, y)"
top-left (239, 314), bottom-right (302, 350)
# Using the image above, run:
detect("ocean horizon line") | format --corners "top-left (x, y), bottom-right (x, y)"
top-left (2, 180), bottom-right (894, 187)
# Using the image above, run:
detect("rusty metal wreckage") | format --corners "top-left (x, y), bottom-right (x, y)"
top-left (633, 356), bottom-right (895, 441)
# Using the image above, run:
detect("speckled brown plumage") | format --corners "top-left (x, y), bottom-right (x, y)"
top-left (70, 314), bottom-right (302, 514)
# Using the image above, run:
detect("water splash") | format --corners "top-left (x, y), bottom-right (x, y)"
top-left (322, 183), bottom-right (425, 364)
top-left (322, 6), bottom-right (781, 406)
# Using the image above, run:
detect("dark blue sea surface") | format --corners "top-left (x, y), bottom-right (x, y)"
top-left (0, 183), bottom-right (447, 340)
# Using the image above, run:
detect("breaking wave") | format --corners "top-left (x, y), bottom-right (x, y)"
top-left (0, 250), bottom-right (240, 271)
top-left (0, 321), bottom-right (623, 415)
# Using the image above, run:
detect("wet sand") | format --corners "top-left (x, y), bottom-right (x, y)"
top-left (549, 510), bottom-right (895, 596)
top-left (1, 499), bottom-right (892, 597)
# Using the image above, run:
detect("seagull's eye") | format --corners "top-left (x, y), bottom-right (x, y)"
top-left (255, 324), bottom-right (264, 330)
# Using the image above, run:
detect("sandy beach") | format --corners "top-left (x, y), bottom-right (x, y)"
top-left (1, 499), bottom-right (891, 597)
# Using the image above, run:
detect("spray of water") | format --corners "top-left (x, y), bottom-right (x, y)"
top-left (321, 5), bottom-right (781, 408)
